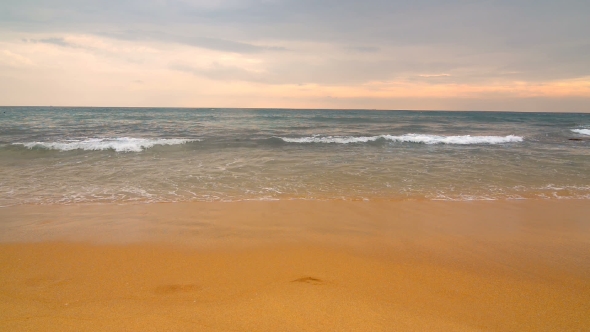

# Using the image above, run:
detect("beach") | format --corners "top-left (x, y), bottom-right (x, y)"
top-left (1, 199), bottom-right (589, 331)
top-left (1, 108), bottom-right (589, 330)
top-left (2, 0), bottom-right (590, 327)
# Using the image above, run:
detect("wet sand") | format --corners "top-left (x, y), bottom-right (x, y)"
top-left (1, 200), bottom-right (589, 331)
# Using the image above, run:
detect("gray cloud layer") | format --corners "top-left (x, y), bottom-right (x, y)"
top-left (1, 0), bottom-right (589, 92)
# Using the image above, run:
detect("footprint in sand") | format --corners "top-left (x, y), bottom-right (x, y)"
top-left (291, 277), bottom-right (324, 285)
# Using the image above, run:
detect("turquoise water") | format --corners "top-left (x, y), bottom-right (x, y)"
top-left (1, 107), bottom-right (589, 206)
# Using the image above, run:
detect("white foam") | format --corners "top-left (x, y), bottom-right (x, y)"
top-left (572, 129), bottom-right (590, 136)
top-left (280, 134), bottom-right (523, 145)
top-left (15, 137), bottom-right (197, 152)
top-left (281, 136), bottom-right (380, 144)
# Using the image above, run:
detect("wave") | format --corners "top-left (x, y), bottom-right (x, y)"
top-left (14, 137), bottom-right (197, 152)
top-left (572, 129), bottom-right (590, 136)
top-left (279, 134), bottom-right (523, 145)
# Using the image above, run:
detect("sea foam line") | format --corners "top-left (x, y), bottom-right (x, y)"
top-left (279, 134), bottom-right (523, 144)
top-left (571, 129), bottom-right (590, 136)
top-left (14, 137), bottom-right (198, 152)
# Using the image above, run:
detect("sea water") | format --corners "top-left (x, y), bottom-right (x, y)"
top-left (1, 107), bottom-right (589, 206)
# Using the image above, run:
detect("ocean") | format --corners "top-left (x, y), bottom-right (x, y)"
top-left (1, 107), bottom-right (589, 206)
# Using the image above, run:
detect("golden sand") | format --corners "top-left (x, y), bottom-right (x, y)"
top-left (1, 200), bottom-right (589, 331)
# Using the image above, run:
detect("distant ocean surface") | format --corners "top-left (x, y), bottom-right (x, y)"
top-left (1, 107), bottom-right (589, 206)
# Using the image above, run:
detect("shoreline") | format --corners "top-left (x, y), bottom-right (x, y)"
top-left (1, 199), bottom-right (589, 330)
top-left (1, 198), bottom-right (589, 245)
top-left (4, 193), bottom-right (590, 208)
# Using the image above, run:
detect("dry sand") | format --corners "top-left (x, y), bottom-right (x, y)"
top-left (1, 200), bottom-right (589, 331)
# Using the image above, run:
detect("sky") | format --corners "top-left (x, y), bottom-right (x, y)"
top-left (0, 0), bottom-right (589, 111)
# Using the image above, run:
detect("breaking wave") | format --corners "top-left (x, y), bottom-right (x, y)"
top-left (571, 129), bottom-right (590, 136)
top-left (279, 134), bottom-right (523, 145)
top-left (14, 137), bottom-right (197, 152)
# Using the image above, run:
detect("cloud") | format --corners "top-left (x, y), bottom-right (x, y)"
top-left (102, 30), bottom-right (287, 53)
top-left (344, 46), bottom-right (380, 53)
top-left (172, 57), bottom-right (407, 85)
top-left (180, 36), bottom-right (286, 53)
top-left (0, 0), bottom-right (589, 109)
top-left (418, 74), bottom-right (451, 78)
top-left (24, 37), bottom-right (75, 48)
top-left (0, 49), bottom-right (34, 67)
top-left (171, 62), bottom-right (265, 82)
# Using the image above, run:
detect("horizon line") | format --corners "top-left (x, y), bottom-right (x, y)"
top-left (1, 106), bottom-right (589, 114)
